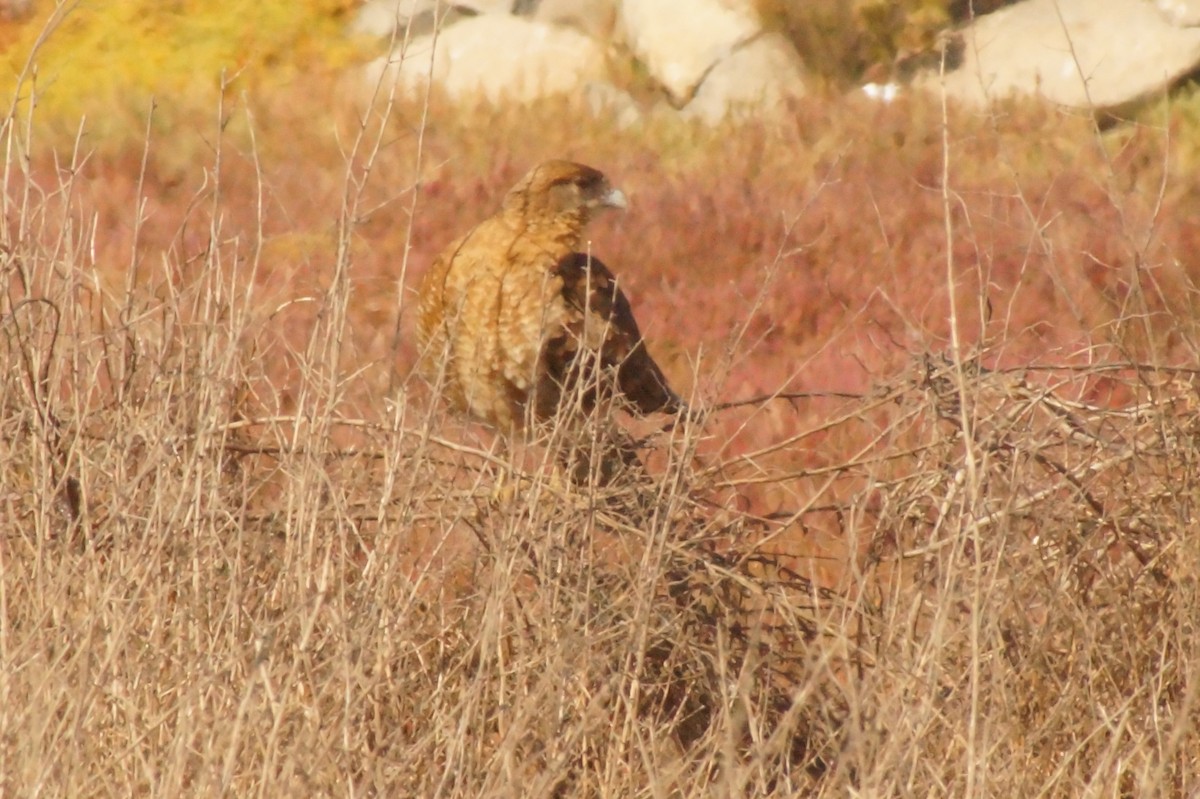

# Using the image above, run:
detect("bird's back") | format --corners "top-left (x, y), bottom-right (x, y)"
top-left (416, 214), bottom-right (575, 430)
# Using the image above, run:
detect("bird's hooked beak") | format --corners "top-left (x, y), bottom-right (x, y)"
top-left (600, 186), bottom-right (628, 211)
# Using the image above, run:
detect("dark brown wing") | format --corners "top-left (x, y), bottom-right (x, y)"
top-left (535, 252), bottom-right (682, 420)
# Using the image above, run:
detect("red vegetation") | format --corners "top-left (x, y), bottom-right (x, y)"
top-left (29, 88), bottom-right (1200, 519)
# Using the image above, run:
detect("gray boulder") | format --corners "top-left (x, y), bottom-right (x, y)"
top-left (583, 81), bottom-right (643, 128)
top-left (924, 0), bottom-right (1200, 111)
top-left (354, 0), bottom-right (810, 125)
top-left (682, 33), bottom-right (807, 123)
top-left (365, 13), bottom-right (608, 103)
top-left (351, 0), bottom-right (512, 39)
top-left (1155, 0), bottom-right (1200, 26)
top-left (618, 0), bottom-right (762, 103)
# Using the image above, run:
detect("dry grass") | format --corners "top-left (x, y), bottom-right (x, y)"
top-left (4, 26), bottom-right (1200, 799)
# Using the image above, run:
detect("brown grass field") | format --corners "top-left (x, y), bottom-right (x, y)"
top-left (4, 6), bottom-right (1200, 796)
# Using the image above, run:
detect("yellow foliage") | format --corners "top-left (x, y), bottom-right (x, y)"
top-left (757, 0), bottom-right (952, 86)
top-left (4, 0), bottom-right (360, 129)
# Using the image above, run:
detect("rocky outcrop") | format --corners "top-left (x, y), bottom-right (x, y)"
top-left (617, 0), bottom-right (761, 104)
top-left (355, 0), bottom-right (808, 124)
top-left (616, 0), bottom-right (806, 118)
top-left (1156, 0), bottom-right (1200, 26)
top-left (582, 81), bottom-right (643, 128)
top-left (351, 0), bottom-right (512, 39)
top-left (682, 32), bottom-right (807, 124)
top-left (923, 0), bottom-right (1200, 111)
top-left (364, 14), bottom-right (607, 103)
top-left (354, 0), bottom-right (1200, 124)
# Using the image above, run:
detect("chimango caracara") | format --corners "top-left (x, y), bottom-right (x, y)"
top-left (416, 159), bottom-right (682, 436)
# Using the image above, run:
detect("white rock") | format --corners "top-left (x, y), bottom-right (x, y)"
top-left (862, 82), bottom-right (901, 103)
top-left (682, 33), bottom-right (806, 124)
top-left (1156, 0), bottom-right (1200, 26)
top-left (583, 81), bottom-right (642, 128)
top-left (618, 0), bottom-right (762, 103)
top-left (924, 0), bottom-right (1200, 110)
top-left (366, 14), bottom-right (608, 104)
top-left (351, 0), bottom-right (512, 38)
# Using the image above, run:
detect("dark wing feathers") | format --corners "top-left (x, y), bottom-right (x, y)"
top-left (537, 252), bottom-right (682, 419)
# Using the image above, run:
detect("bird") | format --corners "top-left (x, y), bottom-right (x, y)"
top-left (415, 159), bottom-right (682, 448)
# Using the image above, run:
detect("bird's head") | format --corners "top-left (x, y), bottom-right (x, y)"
top-left (503, 160), bottom-right (628, 224)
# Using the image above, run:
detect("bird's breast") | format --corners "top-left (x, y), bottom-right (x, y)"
top-left (496, 265), bottom-right (567, 390)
